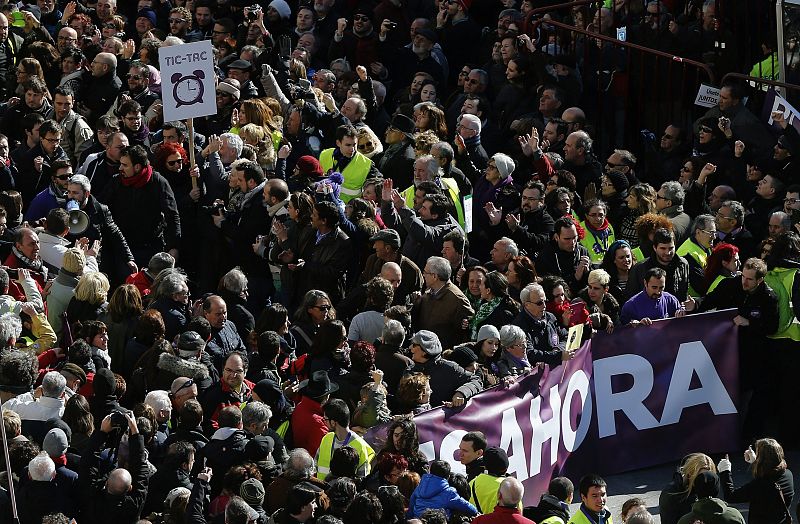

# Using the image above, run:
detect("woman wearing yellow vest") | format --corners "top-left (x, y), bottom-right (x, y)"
top-left (580, 200), bottom-right (615, 264)
top-left (702, 243), bottom-right (741, 295)
top-left (676, 214), bottom-right (715, 297)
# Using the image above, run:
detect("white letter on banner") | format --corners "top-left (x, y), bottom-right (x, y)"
top-left (529, 385), bottom-right (561, 478)
top-left (439, 430), bottom-right (467, 474)
top-left (562, 370), bottom-right (592, 452)
top-left (594, 355), bottom-right (659, 438)
top-left (660, 341), bottom-right (737, 425)
top-left (499, 408), bottom-right (528, 481)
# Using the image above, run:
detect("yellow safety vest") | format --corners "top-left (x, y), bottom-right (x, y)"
top-left (765, 267), bottom-right (800, 342)
top-left (568, 508), bottom-right (613, 524)
top-left (541, 517), bottom-right (567, 524)
top-left (707, 274), bottom-right (728, 294)
top-left (632, 246), bottom-right (643, 264)
top-left (677, 238), bottom-right (709, 297)
top-left (316, 430), bottom-right (375, 481)
top-left (319, 148), bottom-right (373, 203)
top-left (469, 474), bottom-right (505, 515)
top-left (579, 222), bottom-right (616, 263)
top-left (402, 177), bottom-right (465, 227)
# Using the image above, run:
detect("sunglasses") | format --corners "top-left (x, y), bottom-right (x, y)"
top-left (312, 304), bottom-right (332, 311)
top-left (168, 18), bottom-right (186, 24)
top-left (172, 378), bottom-right (195, 396)
top-left (699, 126), bottom-right (713, 133)
top-left (528, 300), bottom-right (545, 306)
top-left (55, 174), bottom-right (72, 180)
top-left (167, 158), bottom-right (183, 167)
top-left (358, 142), bottom-right (374, 150)
top-left (354, 15), bottom-right (370, 21)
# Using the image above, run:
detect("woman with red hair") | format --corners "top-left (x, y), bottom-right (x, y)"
top-left (703, 242), bottom-right (740, 294)
top-left (154, 141), bottom-right (200, 267)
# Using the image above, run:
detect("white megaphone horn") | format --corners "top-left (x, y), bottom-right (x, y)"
top-left (66, 200), bottom-right (89, 235)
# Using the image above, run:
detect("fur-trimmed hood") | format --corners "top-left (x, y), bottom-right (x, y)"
top-left (157, 352), bottom-right (210, 380)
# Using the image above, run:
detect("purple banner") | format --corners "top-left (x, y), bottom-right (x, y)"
top-left (369, 311), bottom-right (740, 506)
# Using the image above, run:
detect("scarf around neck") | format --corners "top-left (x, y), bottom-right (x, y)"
top-left (470, 296), bottom-right (501, 339)
top-left (121, 165), bottom-right (153, 189)
top-left (12, 245), bottom-right (43, 273)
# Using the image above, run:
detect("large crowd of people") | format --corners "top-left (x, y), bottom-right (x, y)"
top-left (0, 0), bottom-right (791, 522)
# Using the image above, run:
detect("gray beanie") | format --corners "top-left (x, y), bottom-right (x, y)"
top-left (411, 330), bottom-right (442, 357)
top-left (240, 478), bottom-right (266, 506)
top-left (477, 325), bottom-right (500, 343)
top-left (492, 153), bottom-right (516, 180)
top-left (43, 428), bottom-right (68, 457)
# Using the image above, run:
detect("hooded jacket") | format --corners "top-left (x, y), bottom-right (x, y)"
top-left (408, 473), bottom-right (478, 518)
top-left (676, 497), bottom-right (745, 524)
top-left (156, 352), bottom-right (214, 395)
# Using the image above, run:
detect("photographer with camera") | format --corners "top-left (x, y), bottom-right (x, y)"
top-left (79, 408), bottom-right (149, 523)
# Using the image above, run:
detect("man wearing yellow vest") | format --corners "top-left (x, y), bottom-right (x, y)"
top-left (523, 477), bottom-right (573, 524)
top-left (318, 125), bottom-right (380, 203)
top-left (676, 214), bottom-right (715, 297)
top-left (567, 474), bottom-right (612, 524)
top-left (401, 155), bottom-right (465, 227)
top-left (468, 447), bottom-right (514, 515)
top-left (314, 398), bottom-right (374, 481)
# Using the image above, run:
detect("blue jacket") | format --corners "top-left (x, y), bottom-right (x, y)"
top-left (25, 186), bottom-right (61, 222)
top-left (408, 473), bottom-right (478, 519)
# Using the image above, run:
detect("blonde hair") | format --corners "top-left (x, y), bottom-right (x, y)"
top-left (62, 247), bottom-right (87, 275)
top-left (240, 124), bottom-right (276, 170)
top-left (588, 268), bottom-right (610, 287)
top-left (679, 453), bottom-right (716, 494)
top-left (74, 272), bottom-right (110, 304)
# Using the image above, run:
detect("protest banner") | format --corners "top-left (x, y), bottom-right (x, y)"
top-left (368, 311), bottom-right (740, 505)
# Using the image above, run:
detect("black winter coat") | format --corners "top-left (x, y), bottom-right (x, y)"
top-left (70, 194), bottom-right (134, 267)
top-left (512, 310), bottom-right (565, 368)
top-left (721, 469), bottom-right (794, 524)
top-left (147, 296), bottom-right (191, 342)
top-left (627, 254), bottom-right (690, 301)
top-left (101, 170), bottom-right (181, 254)
top-left (297, 226), bottom-right (352, 304)
top-left (536, 242), bottom-right (591, 295)
top-left (412, 356), bottom-right (483, 407)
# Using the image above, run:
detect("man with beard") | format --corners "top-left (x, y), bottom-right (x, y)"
top-left (78, 131), bottom-right (128, 197)
top-left (51, 86), bottom-right (93, 166)
top-left (25, 158), bottom-right (71, 223)
top-left (329, 9), bottom-right (380, 72)
top-left (105, 61), bottom-right (159, 129)
top-left (488, 181), bottom-right (554, 259)
top-left (375, 114), bottom-right (416, 190)
top-left (167, 7), bottom-right (202, 43)
top-left (18, 119), bottom-right (68, 205)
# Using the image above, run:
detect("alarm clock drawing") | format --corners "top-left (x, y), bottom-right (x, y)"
top-left (171, 70), bottom-right (205, 107)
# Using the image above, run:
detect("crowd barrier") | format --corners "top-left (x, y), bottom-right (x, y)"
top-left (367, 310), bottom-right (741, 505)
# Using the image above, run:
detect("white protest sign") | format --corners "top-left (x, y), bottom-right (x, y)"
top-left (463, 195), bottom-right (473, 233)
top-left (159, 40), bottom-right (217, 122)
top-left (694, 84), bottom-right (720, 108)
top-left (767, 91), bottom-right (800, 130)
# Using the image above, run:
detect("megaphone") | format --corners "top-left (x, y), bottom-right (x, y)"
top-left (66, 200), bottom-right (89, 235)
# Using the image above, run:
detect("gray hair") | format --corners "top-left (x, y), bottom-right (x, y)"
top-left (286, 448), bottom-right (315, 479)
top-left (460, 114), bottom-right (481, 134)
top-left (315, 69), bottom-right (336, 84)
top-left (471, 68), bottom-right (489, 85)
top-left (150, 269), bottom-right (188, 301)
top-left (241, 45), bottom-right (263, 59)
top-left (68, 174), bottom-right (91, 192)
top-left (220, 133), bottom-right (244, 156)
top-left (571, 130), bottom-right (592, 155)
top-left (499, 324), bottom-right (526, 349)
top-left (347, 97), bottom-right (367, 118)
top-left (416, 155), bottom-right (441, 181)
top-left (147, 252), bottom-right (175, 275)
top-left (225, 497), bottom-right (253, 523)
top-left (221, 268), bottom-right (248, 295)
top-left (0, 313), bottom-right (22, 344)
top-left (41, 371), bottom-right (66, 399)
top-left (432, 141), bottom-right (454, 163)
top-left (498, 237), bottom-right (519, 256)
top-left (382, 319), bottom-right (405, 346)
top-left (520, 283), bottom-right (545, 304)
top-left (28, 452), bottom-right (55, 482)
top-left (771, 211), bottom-right (792, 231)
top-left (613, 149), bottom-right (637, 167)
top-left (660, 181), bottom-right (685, 205)
top-left (329, 57), bottom-right (351, 74)
top-left (242, 400), bottom-right (272, 428)
top-left (426, 256), bottom-right (452, 282)
top-left (163, 35), bottom-right (185, 47)
top-left (721, 200), bottom-right (745, 226)
top-left (692, 214), bottom-right (715, 233)
top-left (144, 390), bottom-right (171, 412)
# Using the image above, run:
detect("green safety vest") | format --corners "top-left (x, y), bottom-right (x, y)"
top-left (579, 222), bottom-right (616, 263)
top-left (765, 267), bottom-right (800, 341)
top-left (707, 274), bottom-right (728, 294)
top-left (750, 52), bottom-right (779, 81)
top-left (402, 177), bottom-right (465, 227)
top-left (540, 517), bottom-right (567, 524)
top-left (677, 238), bottom-right (709, 297)
top-left (568, 509), bottom-right (613, 524)
top-left (316, 431), bottom-right (375, 481)
top-left (319, 148), bottom-right (373, 203)
top-left (469, 474), bottom-right (510, 515)
top-left (632, 246), bottom-right (643, 264)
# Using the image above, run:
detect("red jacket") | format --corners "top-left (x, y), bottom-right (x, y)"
top-left (473, 506), bottom-right (536, 524)
top-left (4, 252), bottom-right (46, 303)
top-left (124, 271), bottom-right (153, 296)
top-left (290, 396), bottom-right (328, 456)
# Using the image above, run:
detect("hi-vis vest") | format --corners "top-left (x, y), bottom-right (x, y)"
top-left (765, 267), bottom-right (800, 342)
top-left (579, 222), bottom-right (616, 263)
top-left (568, 507), bottom-right (613, 524)
top-left (402, 177), bottom-right (465, 227)
top-left (319, 148), bottom-right (373, 203)
top-left (316, 430), bottom-right (375, 481)
top-left (677, 238), bottom-right (709, 297)
top-left (707, 274), bottom-right (728, 294)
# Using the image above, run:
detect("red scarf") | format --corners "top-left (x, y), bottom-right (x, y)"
top-left (120, 165), bottom-right (153, 189)
top-left (52, 454), bottom-right (67, 467)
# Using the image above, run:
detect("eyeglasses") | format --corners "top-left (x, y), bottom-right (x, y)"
top-left (312, 304), bottom-right (332, 311)
top-left (379, 485), bottom-right (400, 495)
top-left (224, 367), bottom-right (245, 376)
top-left (103, 23), bottom-right (117, 29)
top-left (127, 74), bottom-right (141, 80)
top-left (699, 126), bottom-right (713, 133)
top-left (41, 136), bottom-right (61, 143)
top-left (54, 174), bottom-right (72, 180)
top-left (715, 212), bottom-right (734, 220)
top-left (527, 300), bottom-right (545, 306)
top-left (459, 70), bottom-right (470, 76)
top-left (358, 142), bottom-right (374, 150)
top-left (168, 18), bottom-right (186, 24)
top-left (354, 15), bottom-right (370, 21)
top-left (167, 158), bottom-right (183, 167)
top-left (605, 162), bottom-right (625, 169)
top-left (700, 229), bottom-right (716, 236)
top-left (172, 378), bottom-right (194, 395)
top-left (786, 198), bottom-right (799, 204)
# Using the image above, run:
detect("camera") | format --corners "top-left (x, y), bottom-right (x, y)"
top-left (245, 4), bottom-right (262, 22)
top-left (288, 79), bottom-right (316, 102)
top-left (110, 408), bottom-right (132, 429)
top-left (386, 22), bottom-right (397, 29)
